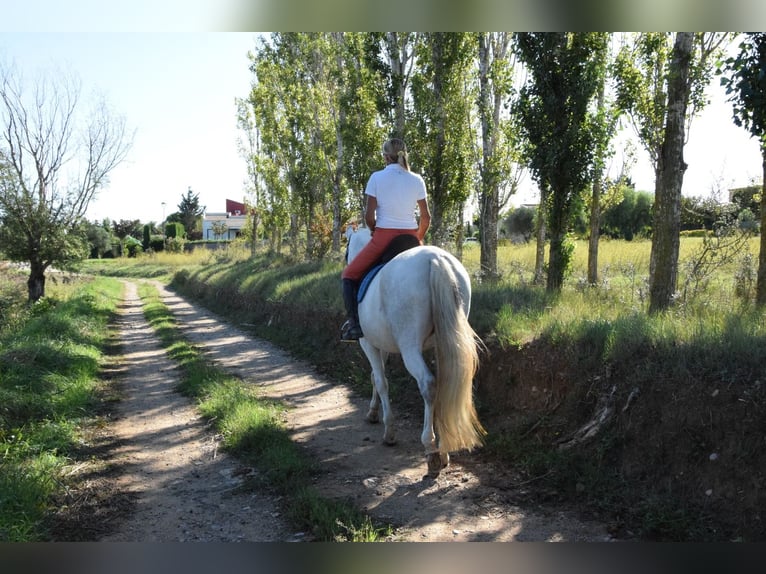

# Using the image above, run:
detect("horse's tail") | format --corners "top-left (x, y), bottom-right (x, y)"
top-left (429, 256), bottom-right (486, 454)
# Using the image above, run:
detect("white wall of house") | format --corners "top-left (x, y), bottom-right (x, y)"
top-left (201, 213), bottom-right (247, 240)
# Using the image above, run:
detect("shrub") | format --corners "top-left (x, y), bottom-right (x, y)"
top-left (142, 224), bottom-right (151, 250)
top-left (149, 235), bottom-right (165, 252)
top-left (124, 235), bottom-right (143, 258)
top-left (165, 236), bottom-right (186, 254)
top-left (165, 222), bottom-right (185, 239)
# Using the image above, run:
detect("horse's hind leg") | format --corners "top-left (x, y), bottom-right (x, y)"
top-left (366, 371), bottom-right (380, 424)
top-left (365, 350), bottom-right (390, 425)
top-left (360, 344), bottom-right (395, 445)
top-left (400, 349), bottom-right (443, 475)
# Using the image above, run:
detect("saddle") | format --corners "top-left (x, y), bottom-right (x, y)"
top-left (357, 234), bottom-right (420, 303)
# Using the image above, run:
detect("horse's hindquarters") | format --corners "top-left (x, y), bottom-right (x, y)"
top-left (358, 252), bottom-right (434, 354)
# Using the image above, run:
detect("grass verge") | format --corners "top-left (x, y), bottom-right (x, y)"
top-left (136, 282), bottom-right (391, 542)
top-left (0, 276), bottom-right (122, 541)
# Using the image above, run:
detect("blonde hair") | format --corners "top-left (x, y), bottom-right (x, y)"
top-left (382, 138), bottom-right (410, 171)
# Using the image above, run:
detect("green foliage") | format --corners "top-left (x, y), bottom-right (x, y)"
top-left (148, 235), bottom-right (165, 252)
top-left (729, 185), bottom-right (761, 218)
top-left (165, 236), bottom-right (186, 254)
top-left (734, 252), bottom-right (757, 302)
top-left (142, 224), bottom-right (151, 250)
top-left (501, 206), bottom-right (537, 242)
top-left (210, 220), bottom-right (228, 239)
top-left (84, 221), bottom-right (114, 259)
top-left (176, 187), bottom-right (204, 237)
top-left (411, 33), bottom-right (478, 244)
top-left (613, 33), bottom-right (673, 164)
top-left (165, 222), bottom-right (185, 239)
top-left (602, 187), bottom-right (654, 240)
top-left (124, 235), bottom-right (143, 258)
top-left (111, 219), bottom-right (141, 241)
top-left (719, 33), bottom-right (766, 145)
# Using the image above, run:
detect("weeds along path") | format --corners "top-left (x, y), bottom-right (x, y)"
top-left (99, 281), bottom-right (290, 542)
top-left (147, 280), bottom-right (615, 542)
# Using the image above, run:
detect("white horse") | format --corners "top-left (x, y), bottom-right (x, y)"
top-left (347, 227), bottom-right (486, 477)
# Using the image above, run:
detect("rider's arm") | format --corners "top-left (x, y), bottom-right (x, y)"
top-left (365, 195), bottom-right (377, 232)
top-left (416, 198), bottom-right (431, 241)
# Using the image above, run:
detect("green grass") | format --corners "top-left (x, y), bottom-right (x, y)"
top-left (136, 282), bottom-right (391, 542)
top-left (0, 276), bottom-right (122, 541)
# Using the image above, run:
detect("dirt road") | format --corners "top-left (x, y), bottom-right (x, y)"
top-left (94, 280), bottom-right (615, 542)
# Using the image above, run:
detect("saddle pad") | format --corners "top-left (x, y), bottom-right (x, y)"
top-left (357, 264), bottom-right (384, 303)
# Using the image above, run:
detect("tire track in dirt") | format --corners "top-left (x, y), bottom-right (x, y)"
top-left (151, 281), bottom-right (615, 542)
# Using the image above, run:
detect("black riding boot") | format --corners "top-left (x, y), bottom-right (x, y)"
top-left (341, 278), bottom-right (363, 341)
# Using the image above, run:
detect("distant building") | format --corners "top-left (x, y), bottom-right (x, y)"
top-left (201, 199), bottom-right (250, 240)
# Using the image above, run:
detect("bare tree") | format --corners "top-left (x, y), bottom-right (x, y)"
top-left (0, 64), bottom-right (131, 302)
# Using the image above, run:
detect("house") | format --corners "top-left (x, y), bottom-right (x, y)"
top-left (201, 199), bottom-right (250, 240)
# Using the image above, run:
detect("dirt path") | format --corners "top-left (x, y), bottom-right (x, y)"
top-left (97, 280), bottom-right (616, 542)
top-left (97, 282), bottom-right (290, 542)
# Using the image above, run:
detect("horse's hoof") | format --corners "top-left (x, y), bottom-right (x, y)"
top-left (365, 410), bottom-right (379, 424)
top-left (426, 452), bottom-right (443, 477)
top-left (383, 434), bottom-right (397, 446)
top-left (440, 452), bottom-right (450, 468)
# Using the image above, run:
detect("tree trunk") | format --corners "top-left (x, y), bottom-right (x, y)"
top-left (27, 262), bottom-right (46, 303)
top-left (289, 213), bottom-right (299, 258)
top-left (649, 32), bottom-right (693, 313)
top-left (385, 33), bottom-right (411, 138)
top-left (331, 129), bottom-right (344, 254)
top-left (533, 187), bottom-right (547, 285)
top-left (587, 177), bottom-right (602, 285)
top-left (479, 187), bottom-right (499, 282)
top-left (250, 209), bottom-right (260, 257)
top-left (477, 33), bottom-right (499, 282)
top-left (587, 82), bottom-right (607, 286)
top-left (429, 38), bottom-right (448, 248)
top-left (756, 148), bottom-right (766, 306)
top-left (546, 190), bottom-right (568, 291)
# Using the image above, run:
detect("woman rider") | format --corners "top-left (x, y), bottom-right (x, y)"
top-left (340, 138), bottom-right (431, 341)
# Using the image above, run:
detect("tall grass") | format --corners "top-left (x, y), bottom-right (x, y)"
top-left (80, 237), bottom-right (765, 352)
top-left (0, 276), bottom-right (122, 541)
top-left (81, 237), bottom-right (766, 371)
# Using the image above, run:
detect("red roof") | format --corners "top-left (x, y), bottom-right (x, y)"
top-left (225, 199), bottom-right (246, 215)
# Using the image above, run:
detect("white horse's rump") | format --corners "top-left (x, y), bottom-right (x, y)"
top-left (347, 229), bottom-right (485, 476)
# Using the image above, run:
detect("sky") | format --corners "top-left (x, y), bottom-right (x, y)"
top-left (0, 32), bottom-right (258, 224)
top-left (1, 27), bottom-right (765, 223)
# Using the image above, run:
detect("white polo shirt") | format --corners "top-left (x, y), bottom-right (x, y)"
top-left (364, 164), bottom-right (427, 229)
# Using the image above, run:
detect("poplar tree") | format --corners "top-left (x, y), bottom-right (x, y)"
top-left (411, 33), bottom-right (476, 248)
top-left (515, 32), bottom-right (610, 292)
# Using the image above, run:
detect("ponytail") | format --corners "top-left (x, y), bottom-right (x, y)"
top-left (382, 138), bottom-right (410, 171)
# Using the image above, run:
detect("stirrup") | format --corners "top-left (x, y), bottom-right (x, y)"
top-left (340, 321), bottom-right (363, 342)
